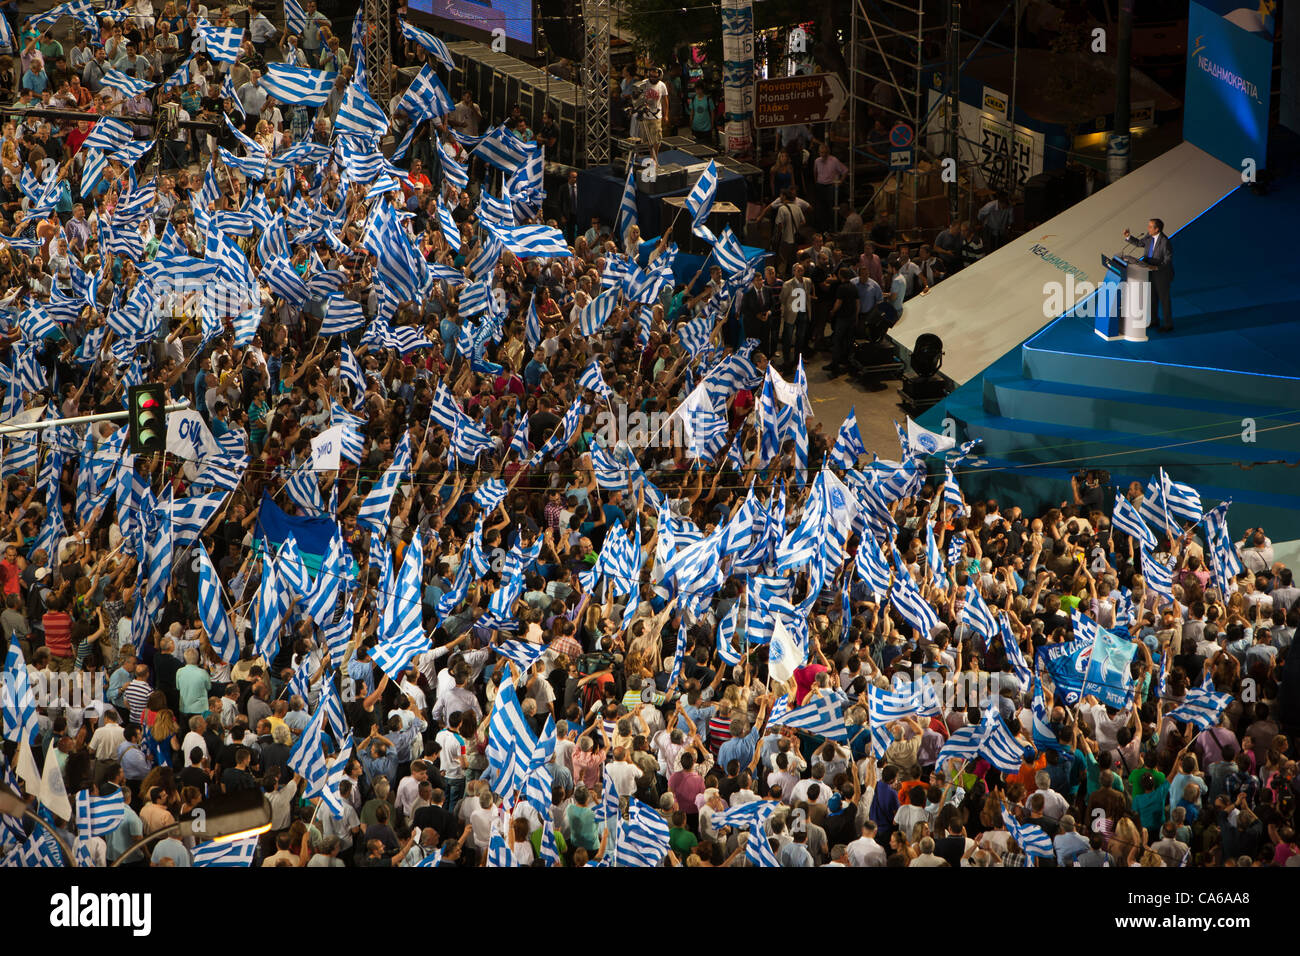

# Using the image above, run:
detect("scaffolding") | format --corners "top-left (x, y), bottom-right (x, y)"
top-left (364, 0), bottom-right (394, 107)
top-left (582, 0), bottom-right (612, 166)
top-left (848, 0), bottom-right (1021, 226)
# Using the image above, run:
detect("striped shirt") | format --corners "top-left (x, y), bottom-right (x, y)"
top-left (42, 611), bottom-right (74, 658)
top-left (707, 715), bottom-right (732, 758)
top-left (123, 680), bottom-right (153, 725)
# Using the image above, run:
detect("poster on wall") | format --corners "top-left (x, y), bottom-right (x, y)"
top-left (923, 91), bottom-right (1045, 191)
top-left (720, 0), bottom-right (755, 156)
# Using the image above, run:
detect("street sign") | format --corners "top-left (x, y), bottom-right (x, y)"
top-left (889, 122), bottom-right (915, 149)
top-left (754, 73), bottom-right (848, 128)
top-left (890, 147), bottom-right (915, 171)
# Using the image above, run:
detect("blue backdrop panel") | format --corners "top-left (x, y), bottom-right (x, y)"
top-left (1183, 0), bottom-right (1273, 170)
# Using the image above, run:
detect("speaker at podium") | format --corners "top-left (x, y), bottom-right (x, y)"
top-left (660, 196), bottom-right (743, 255)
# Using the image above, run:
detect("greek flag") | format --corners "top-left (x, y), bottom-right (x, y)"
top-left (83, 117), bottom-right (134, 152)
top-left (262, 256), bottom-right (310, 306)
top-left (711, 225), bottom-right (749, 274)
top-left (617, 161), bottom-right (638, 242)
top-left (1000, 617), bottom-right (1034, 689)
top-left (925, 519), bottom-right (946, 588)
top-left (960, 581), bottom-right (997, 640)
top-left (398, 18), bottom-right (456, 69)
top-left (100, 69), bottom-right (154, 97)
top-left (473, 478), bottom-right (509, 513)
top-left (305, 534), bottom-right (348, 623)
top-left (193, 835), bottom-right (259, 867)
top-left (532, 398), bottom-right (585, 463)
top-left (170, 491), bottom-right (228, 549)
top-left (943, 465), bottom-right (965, 517)
top-left (1141, 543), bottom-right (1175, 605)
top-left (1000, 808), bottom-right (1054, 861)
top-left (1031, 668), bottom-right (1065, 753)
top-left (374, 532), bottom-right (428, 678)
top-left (261, 63), bottom-right (337, 106)
top-left (337, 82), bottom-right (390, 140)
top-left (890, 564), bottom-right (939, 638)
top-left (0, 11), bottom-right (15, 52)
top-left (829, 408), bottom-right (867, 469)
top-left (437, 138), bottom-right (469, 190)
top-left (284, 0), bottom-right (307, 32)
top-left (196, 20), bottom-right (244, 63)
top-left (685, 161), bottom-right (717, 242)
top-left (494, 639), bottom-right (547, 672)
top-left (486, 679), bottom-right (536, 799)
top-left (578, 287), bottom-right (619, 337)
top-left (473, 125), bottom-right (531, 174)
top-left (577, 359), bottom-right (614, 398)
top-left (1203, 500), bottom-right (1244, 593)
top-left (2, 643), bottom-right (39, 745)
top-left (767, 692), bottom-right (849, 742)
top-left (484, 223), bottom-right (570, 258)
top-left (1167, 687), bottom-right (1233, 731)
top-left (1113, 492), bottom-right (1157, 549)
top-left (254, 554), bottom-right (288, 660)
top-left (617, 799), bottom-right (671, 868)
top-left (717, 597), bottom-right (743, 666)
top-left (709, 799), bottom-right (780, 831)
top-left (197, 541), bottom-right (241, 662)
top-left (319, 294), bottom-right (366, 336)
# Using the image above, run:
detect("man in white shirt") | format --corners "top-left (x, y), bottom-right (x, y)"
top-left (847, 821), bottom-right (887, 866)
top-left (394, 760), bottom-right (430, 824)
top-left (89, 710), bottom-right (127, 760)
top-left (605, 748), bottom-right (640, 798)
top-left (640, 65), bottom-right (671, 164)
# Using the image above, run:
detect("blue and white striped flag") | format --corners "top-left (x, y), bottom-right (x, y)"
top-left (617, 160), bottom-right (638, 242)
top-left (1001, 808), bottom-right (1054, 861)
top-left (1166, 687), bottom-right (1233, 731)
top-left (829, 408), bottom-right (867, 469)
top-left (473, 478), bottom-right (509, 513)
top-left (398, 18), bottom-right (456, 69)
top-left (83, 117), bottom-right (134, 152)
top-left (2, 643), bottom-right (40, 745)
top-left (617, 798), bottom-right (671, 868)
top-left (336, 81), bottom-right (389, 140)
top-left (578, 287), bottom-right (619, 338)
top-left (889, 564), bottom-right (940, 638)
top-left (197, 541), bottom-right (241, 662)
top-left (685, 161), bottom-right (717, 243)
top-left (767, 692), bottom-right (849, 742)
top-left (577, 359), bottom-right (614, 398)
top-left (1113, 492), bottom-right (1157, 549)
top-left (960, 581), bottom-right (997, 640)
top-left (711, 225), bottom-right (749, 274)
top-left (943, 465), bottom-right (966, 517)
top-left (196, 20), bottom-right (244, 63)
top-left (1203, 500), bottom-right (1244, 594)
top-left (925, 518), bottom-right (946, 588)
top-left (373, 532), bottom-right (429, 678)
top-left (1000, 616), bottom-right (1034, 689)
top-left (319, 294), bottom-right (366, 336)
top-left (260, 63), bottom-right (337, 106)
top-left (254, 554), bottom-right (288, 660)
top-left (192, 835), bottom-right (259, 867)
top-left (170, 491), bottom-right (228, 549)
top-left (1141, 543), bottom-right (1175, 606)
top-left (100, 69), bottom-right (154, 97)
top-left (473, 126), bottom-right (533, 174)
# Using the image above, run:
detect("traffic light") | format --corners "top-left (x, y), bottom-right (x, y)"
top-left (128, 384), bottom-right (167, 455)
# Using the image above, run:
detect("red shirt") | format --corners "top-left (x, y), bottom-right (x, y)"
top-left (43, 610), bottom-right (74, 658)
top-left (0, 560), bottom-right (19, 596)
top-left (793, 663), bottom-right (829, 706)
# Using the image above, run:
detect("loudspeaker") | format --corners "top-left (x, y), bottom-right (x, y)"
top-left (538, 0), bottom-right (583, 61)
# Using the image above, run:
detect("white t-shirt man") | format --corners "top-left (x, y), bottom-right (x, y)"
top-left (847, 834), bottom-right (887, 866)
top-left (643, 80), bottom-right (670, 120)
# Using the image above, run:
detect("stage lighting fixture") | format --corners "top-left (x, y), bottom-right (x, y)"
top-left (910, 333), bottom-right (944, 378)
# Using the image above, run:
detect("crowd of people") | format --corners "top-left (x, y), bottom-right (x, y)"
top-left (0, 1), bottom-right (1294, 873)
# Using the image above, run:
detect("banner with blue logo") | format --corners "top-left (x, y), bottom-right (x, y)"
top-left (1183, 0), bottom-right (1273, 170)
top-left (1039, 641), bottom-right (1091, 705)
top-left (1081, 629), bottom-right (1138, 709)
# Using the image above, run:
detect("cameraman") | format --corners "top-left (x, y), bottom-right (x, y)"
top-left (1071, 469), bottom-right (1106, 514)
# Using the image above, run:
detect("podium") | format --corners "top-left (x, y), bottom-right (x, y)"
top-left (1094, 252), bottom-right (1153, 342)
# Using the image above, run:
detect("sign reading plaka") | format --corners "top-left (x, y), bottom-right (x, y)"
top-left (754, 73), bottom-right (847, 128)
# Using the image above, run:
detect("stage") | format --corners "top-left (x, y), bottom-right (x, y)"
top-left (919, 150), bottom-right (1300, 540)
top-left (575, 151), bottom-right (749, 240)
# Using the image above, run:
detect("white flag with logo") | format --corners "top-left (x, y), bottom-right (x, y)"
top-left (906, 417), bottom-right (955, 456)
top-left (311, 425), bottom-right (345, 471)
top-left (769, 614), bottom-right (802, 684)
top-left (167, 409), bottom-right (219, 461)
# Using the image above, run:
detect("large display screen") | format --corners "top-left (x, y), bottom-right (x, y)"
top-left (408, 0), bottom-right (535, 52)
top-left (1183, 0), bottom-right (1273, 170)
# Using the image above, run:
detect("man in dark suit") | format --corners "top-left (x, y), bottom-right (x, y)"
top-left (1123, 217), bottom-right (1174, 332)
top-left (410, 787), bottom-right (460, 845)
top-left (558, 169), bottom-right (581, 243)
top-left (738, 269), bottom-right (771, 352)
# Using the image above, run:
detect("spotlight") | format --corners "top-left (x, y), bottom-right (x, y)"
top-left (910, 333), bottom-right (944, 378)
top-left (899, 333), bottom-right (952, 414)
